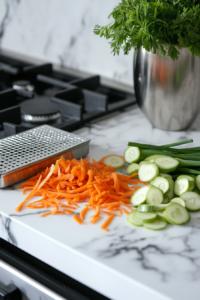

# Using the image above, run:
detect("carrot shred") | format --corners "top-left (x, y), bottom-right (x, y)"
top-left (101, 214), bottom-right (114, 231)
top-left (80, 206), bottom-right (89, 220)
top-left (63, 209), bottom-right (75, 214)
top-left (122, 208), bottom-right (129, 215)
top-left (73, 215), bottom-right (84, 224)
top-left (16, 155), bottom-right (144, 231)
top-left (90, 215), bottom-right (101, 224)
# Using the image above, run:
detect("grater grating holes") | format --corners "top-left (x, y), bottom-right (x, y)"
top-left (0, 125), bottom-right (89, 176)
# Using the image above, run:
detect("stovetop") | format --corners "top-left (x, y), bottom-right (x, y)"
top-left (0, 54), bottom-right (135, 139)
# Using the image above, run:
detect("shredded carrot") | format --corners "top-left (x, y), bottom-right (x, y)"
top-left (122, 208), bottom-right (129, 215)
top-left (101, 214), bottom-right (114, 231)
top-left (63, 209), bottom-right (75, 214)
top-left (61, 205), bottom-right (76, 210)
top-left (80, 206), bottom-right (89, 220)
top-left (16, 155), bottom-right (146, 231)
top-left (90, 215), bottom-right (101, 224)
top-left (73, 215), bottom-right (84, 224)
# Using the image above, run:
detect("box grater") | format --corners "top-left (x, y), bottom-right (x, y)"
top-left (0, 125), bottom-right (90, 188)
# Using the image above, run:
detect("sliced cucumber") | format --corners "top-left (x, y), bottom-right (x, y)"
top-left (127, 211), bottom-right (143, 226)
top-left (139, 161), bottom-right (149, 167)
top-left (170, 197), bottom-right (185, 207)
top-left (127, 163), bottom-right (139, 175)
top-left (124, 147), bottom-right (140, 164)
top-left (165, 177), bottom-right (175, 199)
top-left (155, 204), bottom-right (169, 211)
top-left (156, 212), bottom-right (167, 222)
top-left (196, 175), bottom-right (200, 191)
top-left (130, 186), bottom-right (150, 206)
top-left (160, 173), bottom-right (172, 178)
top-left (151, 176), bottom-right (170, 194)
top-left (138, 205), bottom-right (155, 212)
top-left (177, 175), bottom-right (196, 191)
top-left (138, 162), bottom-right (159, 182)
top-left (163, 203), bottom-right (190, 225)
top-left (143, 216), bottom-right (167, 230)
top-left (134, 211), bottom-right (157, 223)
top-left (163, 195), bottom-right (170, 204)
top-left (180, 191), bottom-right (200, 212)
top-left (144, 155), bottom-right (163, 163)
top-left (174, 178), bottom-right (190, 196)
top-left (146, 186), bottom-right (163, 205)
top-left (103, 155), bottom-right (125, 169)
top-left (154, 156), bottom-right (179, 173)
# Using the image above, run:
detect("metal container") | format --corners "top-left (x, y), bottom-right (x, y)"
top-left (134, 47), bottom-right (200, 130)
top-left (0, 125), bottom-right (90, 188)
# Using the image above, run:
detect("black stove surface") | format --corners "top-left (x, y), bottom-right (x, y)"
top-left (0, 53), bottom-right (136, 139)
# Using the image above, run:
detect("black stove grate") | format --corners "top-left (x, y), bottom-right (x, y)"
top-left (0, 54), bottom-right (135, 139)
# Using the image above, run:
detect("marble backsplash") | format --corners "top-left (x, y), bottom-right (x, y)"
top-left (0, 0), bottom-right (133, 87)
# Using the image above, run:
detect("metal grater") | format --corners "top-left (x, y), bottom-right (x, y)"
top-left (0, 125), bottom-right (90, 188)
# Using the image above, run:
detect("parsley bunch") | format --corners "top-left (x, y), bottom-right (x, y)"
top-left (94, 0), bottom-right (200, 60)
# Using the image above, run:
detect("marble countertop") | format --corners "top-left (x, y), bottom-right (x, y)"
top-left (1, 105), bottom-right (200, 300)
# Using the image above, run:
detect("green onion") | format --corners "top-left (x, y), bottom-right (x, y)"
top-left (171, 168), bottom-right (200, 175)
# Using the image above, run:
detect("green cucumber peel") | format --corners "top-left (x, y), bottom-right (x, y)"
top-left (127, 211), bottom-right (143, 227)
top-left (124, 146), bottom-right (140, 164)
top-left (163, 203), bottom-right (190, 225)
top-left (137, 205), bottom-right (155, 212)
top-left (154, 156), bottom-right (179, 173)
top-left (134, 211), bottom-right (157, 223)
top-left (170, 197), bottom-right (185, 207)
top-left (143, 216), bottom-right (167, 230)
top-left (127, 163), bottom-right (139, 176)
top-left (174, 178), bottom-right (190, 196)
top-left (180, 191), bottom-right (200, 212)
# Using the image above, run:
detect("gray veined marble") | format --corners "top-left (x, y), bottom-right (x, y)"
top-left (0, 0), bottom-right (133, 87)
top-left (1, 106), bottom-right (200, 300)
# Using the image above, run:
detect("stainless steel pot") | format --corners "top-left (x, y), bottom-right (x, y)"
top-left (134, 47), bottom-right (200, 130)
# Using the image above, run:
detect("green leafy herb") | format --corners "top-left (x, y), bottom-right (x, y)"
top-left (94, 0), bottom-right (200, 60)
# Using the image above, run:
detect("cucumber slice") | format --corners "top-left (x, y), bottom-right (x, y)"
top-left (103, 155), bottom-right (125, 169)
top-left (174, 178), bottom-right (190, 196)
top-left (146, 186), bottom-right (163, 205)
top-left (124, 147), bottom-right (140, 164)
top-left (143, 216), bottom-right (167, 230)
top-left (151, 176), bottom-right (170, 194)
top-left (127, 163), bottom-right (139, 175)
top-left (138, 162), bottom-right (159, 182)
top-left (127, 210), bottom-right (143, 226)
top-left (163, 195), bottom-right (170, 204)
top-left (156, 212), bottom-right (167, 222)
top-left (196, 175), bottom-right (200, 191)
top-left (180, 191), bottom-right (200, 212)
top-left (139, 161), bottom-right (149, 167)
top-left (160, 173), bottom-right (172, 178)
top-left (154, 156), bottom-right (179, 173)
top-left (144, 155), bottom-right (163, 162)
top-left (130, 186), bottom-right (150, 206)
top-left (177, 175), bottom-right (196, 191)
top-left (134, 211), bottom-right (157, 223)
top-left (163, 203), bottom-right (190, 225)
top-left (165, 177), bottom-right (175, 199)
top-left (155, 204), bottom-right (169, 211)
top-left (170, 197), bottom-right (185, 207)
top-left (138, 205), bottom-right (155, 212)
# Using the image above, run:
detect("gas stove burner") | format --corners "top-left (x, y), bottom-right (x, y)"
top-left (20, 97), bottom-right (61, 123)
top-left (12, 80), bottom-right (35, 92)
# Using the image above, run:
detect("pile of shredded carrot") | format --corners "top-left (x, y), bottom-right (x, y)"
top-left (16, 155), bottom-right (147, 231)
